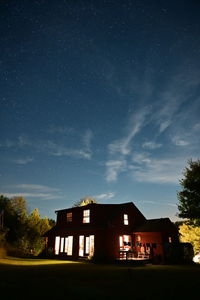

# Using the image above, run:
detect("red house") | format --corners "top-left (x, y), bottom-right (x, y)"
top-left (44, 202), bottom-right (179, 262)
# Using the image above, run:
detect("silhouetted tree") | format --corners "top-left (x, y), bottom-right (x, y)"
top-left (178, 159), bottom-right (200, 224)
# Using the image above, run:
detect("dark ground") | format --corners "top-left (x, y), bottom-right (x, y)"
top-left (0, 258), bottom-right (199, 299)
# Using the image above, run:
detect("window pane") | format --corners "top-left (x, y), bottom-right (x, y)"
top-left (68, 236), bottom-right (73, 255)
top-left (124, 214), bottom-right (129, 225)
top-left (84, 210), bottom-right (90, 217)
top-left (60, 237), bottom-right (64, 253)
top-left (67, 212), bottom-right (72, 222)
top-left (55, 236), bottom-right (60, 255)
top-left (89, 235), bottom-right (94, 256)
top-left (83, 210), bottom-right (90, 223)
top-left (85, 237), bottom-right (90, 254)
top-left (64, 237), bottom-right (68, 253)
top-left (79, 235), bottom-right (84, 257)
top-left (119, 236), bottom-right (123, 248)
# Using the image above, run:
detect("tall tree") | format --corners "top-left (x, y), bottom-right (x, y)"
top-left (177, 159), bottom-right (200, 223)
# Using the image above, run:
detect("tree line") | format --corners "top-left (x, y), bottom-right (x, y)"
top-left (0, 195), bottom-right (55, 257)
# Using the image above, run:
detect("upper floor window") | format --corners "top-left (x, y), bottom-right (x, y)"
top-left (83, 209), bottom-right (90, 223)
top-left (67, 212), bottom-right (72, 223)
top-left (124, 214), bottom-right (129, 225)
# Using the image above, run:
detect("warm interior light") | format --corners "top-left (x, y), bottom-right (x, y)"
top-left (55, 236), bottom-right (60, 255)
top-left (79, 235), bottom-right (84, 256)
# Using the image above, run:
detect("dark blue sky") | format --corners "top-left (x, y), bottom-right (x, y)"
top-left (1, 0), bottom-right (200, 220)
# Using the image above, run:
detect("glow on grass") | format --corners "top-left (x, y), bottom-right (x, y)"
top-left (0, 257), bottom-right (80, 266)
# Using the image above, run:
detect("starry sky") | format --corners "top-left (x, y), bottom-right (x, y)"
top-left (1, 0), bottom-right (200, 221)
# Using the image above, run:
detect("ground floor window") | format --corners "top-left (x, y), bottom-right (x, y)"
top-left (60, 237), bottom-right (64, 253)
top-left (79, 235), bottom-right (84, 257)
top-left (89, 235), bottom-right (95, 256)
top-left (66, 236), bottom-right (73, 255)
top-left (55, 236), bottom-right (60, 255)
top-left (54, 235), bottom-right (73, 255)
top-left (78, 235), bottom-right (95, 257)
top-left (119, 235), bottom-right (132, 251)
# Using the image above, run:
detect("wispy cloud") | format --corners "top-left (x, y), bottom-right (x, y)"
top-left (105, 159), bottom-right (126, 182)
top-left (1, 192), bottom-right (62, 200)
top-left (0, 129), bottom-right (93, 160)
top-left (108, 107), bottom-right (150, 156)
top-left (43, 140), bottom-right (92, 159)
top-left (1, 184), bottom-right (63, 200)
top-left (93, 192), bottom-right (115, 200)
top-left (193, 123), bottom-right (200, 131)
top-left (142, 141), bottom-right (162, 150)
top-left (130, 156), bottom-right (186, 184)
top-left (12, 157), bottom-right (33, 165)
top-left (139, 200), bottom-right (177, 207)
top-left (8, 184), bottom-right (60, 192)
top-left (171, 136), bottom-right (189, 147)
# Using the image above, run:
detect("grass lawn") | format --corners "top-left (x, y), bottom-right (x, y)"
top-left (0, 257), bottom-right (200, 299)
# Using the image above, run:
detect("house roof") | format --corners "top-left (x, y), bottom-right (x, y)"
top-left (55, 202), bottom-right (135, 213)
top-left (133, 218), bottom-right (177, 232)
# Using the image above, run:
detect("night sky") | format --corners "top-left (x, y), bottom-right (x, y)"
top-left (1, 0), bottom-right (200, 221)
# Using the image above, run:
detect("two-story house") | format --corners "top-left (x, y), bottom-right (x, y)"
top-left (44, 202), bottom-right (179, 261)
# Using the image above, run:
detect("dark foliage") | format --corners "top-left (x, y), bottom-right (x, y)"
top-left (0, 195), bottom-right (53, 256)
top-left (178, 159), bottom-right (200, 224)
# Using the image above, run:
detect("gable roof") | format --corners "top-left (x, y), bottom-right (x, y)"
top-left (55, 202), bottom-right (135, 213)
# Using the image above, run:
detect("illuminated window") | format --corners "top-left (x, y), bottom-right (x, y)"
top-left (67, 212), bottom-right (72, 223)
top-left (124, 214), bottom-right (129, 225)
top-left (89, 235), bottom-right (94, 256)
top-left (60, 237), bottom-right (64, 253)
top-left (79, 235), bottom-right (84, 256)
top-left (85, 236), bottom-right (90, 254)
top-left (55, 236), bottom-right (60, 255)
top-left (83, 209), bottom-right (90, 223)
top-left (64, 237), bottom-right (68, 253)
top-left (67, 236), bottom-right (73, 255)
top-left (119, 236), bottom-right (123, 248)
top-left (79, 235), bottom-right (95, 257)
top-left (124, 235), bottom-right (129, 244)
top-left (119, 235), bottom-right (132, 251)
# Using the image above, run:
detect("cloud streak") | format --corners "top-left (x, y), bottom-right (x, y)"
top-left (105, 159), bottom-right (126, 182)
top-left (1, 184), bottom-right (63, 200)
top-left (93, 192), bottom-right (115, 200)
top-left (0, 129), bottom-right (93, 160)
top-left (12, 157), bottom-right (33, 165)
top-left (108, 107), bottom-right (150, 156)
